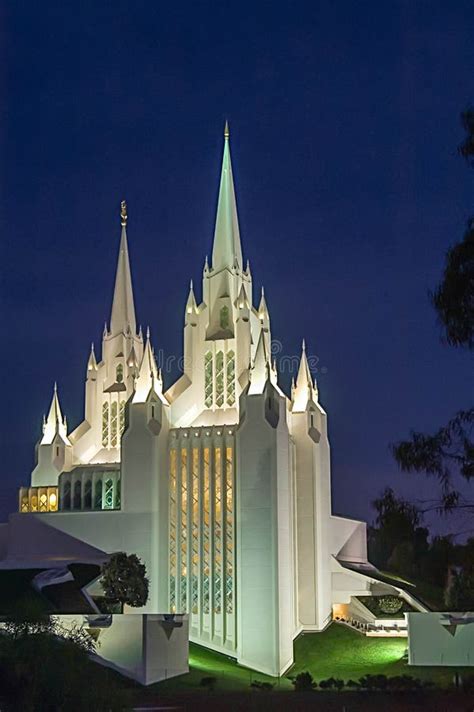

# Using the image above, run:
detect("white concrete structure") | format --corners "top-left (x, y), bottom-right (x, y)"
top-left (407, 613), bottom-right (474, 666)
top-left (19, 126), bottom-right (405, 675)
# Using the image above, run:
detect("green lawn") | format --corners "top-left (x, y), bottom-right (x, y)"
top-left (144, 622), bottom-right (470, 695)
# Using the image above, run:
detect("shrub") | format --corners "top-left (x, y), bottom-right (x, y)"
top-left (358, 674), bottom-right (389, 690)
top-left (292, 671), bottom-right (316, 691)
top-left (101, 552), bottom-right (149, 608)
top-left (319, 677), bottom-right (344, 690)
top-left (250, 680), bottom-right (274, 691)
top-left (377, 595), bottom-right (403, 615)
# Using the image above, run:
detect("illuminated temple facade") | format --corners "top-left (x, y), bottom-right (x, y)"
top-left (19, 126), bottom-right (383, 675)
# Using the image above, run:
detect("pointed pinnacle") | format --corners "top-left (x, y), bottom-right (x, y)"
top-left (224, 120), bottom-right (230, 140)
top-left (146, 325), bottom-right (150, 340)
top-left (54, 381), bottom-right (57, 393)
top-left (302, 338), bottom-right (306, 352)
top-left (261, 286), bottom-right (265, 297)
top-left (190, 279), bottom-right (194, 291)
top-left (121, 199), bottom-right (127, 226)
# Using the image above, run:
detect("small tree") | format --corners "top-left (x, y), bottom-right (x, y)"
top-left (101, 552), bottom-right (149, 608)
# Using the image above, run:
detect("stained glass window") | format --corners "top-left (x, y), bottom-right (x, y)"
top-left (225, 447), bottom-right (234, 613)
top-left (215, 351), bottom-right (224, 407)
top-left (110, 402), bottom-right (118, 447)
top-left (116, 363), bottom-right (124, 382)
top-left (169, 450), bottom-right (177, 613)
top-left (226, 350), bottom-right (235, 406)
top-left (214, 447), bottom-right (222, 613)
top-left (94, 480), bottom-right (102, 509)
top-left (203, 447), bottom-right (210, 614)
top-left (102, 402), bottom-right (109, 447)
top-left (204, 351), bottom-right (213, 408)
top-left (119, 400), bottom-right (126, 437)
top-left (180, 448), bottom-right (188, 613)
top-left (39, 492), bottom-right (48, 512)
top-left (104, 479), bottom-right (114, 509)
top-left (220, 305), bottom-right (229, 330)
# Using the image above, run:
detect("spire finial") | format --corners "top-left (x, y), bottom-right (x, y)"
top-left (261, 285), bottom-right (265, 297)
top-left (120, 200), bottom-right (127, 227)
top-left (146, 325), bottom-right (150, 340)
top-left (302, 338), bottom-right (306, 352)
top-left (190, 279), bottom-right (194, 290)
top-left (224, 120), bottom-right (230, 140)
top-left (54, 381), bottom-right (57, 393)
top-left (91, 342), bottom-right (95, 353)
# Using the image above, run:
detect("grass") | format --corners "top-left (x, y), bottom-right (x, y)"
top-left (140, 622), bottom-right (470, 697)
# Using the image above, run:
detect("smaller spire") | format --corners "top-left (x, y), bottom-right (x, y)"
top-left (292, 340), bottom-right (318, 412)
top-left (133, 330), bottom-right (166, 403)
top-left (204, 255), bottom-right (209, 274)
top-left (120, 199), bottom-right (128, 226)
top-left (248, 330), bottom-right (270, 394)
top-left (138, 325), bottom-right (143, 340)
top-left (87, 342), bottom-right (98, 372)
top-left (224, 120), bottom-right (230, 140)
top-left (41, 383), bottom-right (70, 445)
top-left (258, 287), bottom-right (269, 323)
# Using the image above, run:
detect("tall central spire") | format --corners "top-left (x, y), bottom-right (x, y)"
top-left (110, 200), bottom-right (137, 336)
top-left (211, 122), bottom-right (243, 272)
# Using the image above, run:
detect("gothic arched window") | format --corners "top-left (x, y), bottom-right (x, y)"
top-left (110, 402), bottom-right (118, 447)
top-left (94, 480), bottom-right (102, 509)
top-left (63, 481), bottom-right (71, 510)
top-left (84, 480), bottom-right (92, 509)
top-left (73, 480), bottom-right (82, 509)
top-left (102, 402), bottom-right (109, 447)
top-left (116, 364), bottom-right (124, 383)
top-left (104, 479), bottom-right (114, 509)
top-left (204, 351), bottom-right (213, 408)
top-left (220, 306), bottom-right (229, 330)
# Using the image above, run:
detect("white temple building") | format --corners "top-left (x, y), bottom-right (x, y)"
top-left (17, 125), bottom-right (423, 676)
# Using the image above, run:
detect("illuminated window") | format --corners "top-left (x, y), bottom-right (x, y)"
top-left (215, 351), bottom-right (224, 407)
top-left (104, 479), bottom-right (114, 509)
top-left (180, 448), bottom-right (188, 613)
top-left (169, 450), bottom-right (177, 613)
top-left (116, 364), bottom-right (124, 383)
top-left (102, 402), bottom-right (109, 447)
top-left (225, 447), bottom-right (234, 613)
top-left (115, 479), bottom-right (121, 509)
top-left (73, 480), bottom-right (82, 509)
top-left (220, 305), bottom-right (229, 330)
top-left (20, 491), bottom-right (29, 512)
top-left (191, 448), bottom-right (199, 614)
top-left (30, 495), bottom-right (38, 512)
top-left (119, 400), bottom-right (126, 436)
top-left (110, 402), bottom-right (118, 447)
top-left (94, 480), bottom-right (102, 509)
top-left (48, 491), bottom-right (58, 511)
top-left (214, 447), bottom-right (222, 613)
top-left (226, 350), bottom-right (235, 406)
top-left (203, 447), bottom-right (210, 614)
top-left (204, 351), bottom-right (213, 408)
top-left (39, 492), bottom-right (48, 512)
top-left (84, 480), bottom-right (92, 509)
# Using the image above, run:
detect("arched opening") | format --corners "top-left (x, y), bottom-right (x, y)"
top-left (62, 481), bottom-right (71, 510)
top-left (73, 480), bottom-right (82, 509)
top-left (94, 480), bottom-right (102, 509)
top-left (84, 480), bottom-right (92, 509)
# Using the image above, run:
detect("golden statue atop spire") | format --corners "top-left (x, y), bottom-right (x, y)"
top-left (224, 120), bottom-right (230, 140)
top-left (120, 200), bottom-right (127, 227)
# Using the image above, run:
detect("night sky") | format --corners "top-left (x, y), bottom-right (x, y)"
top-left (1, 2), bottom-right (473, 534)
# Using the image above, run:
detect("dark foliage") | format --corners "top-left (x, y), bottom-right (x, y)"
top-left (292, 671), bottom-right (316, 691)
top-left (200, 675), bottom-right (217, 691)
top-left (458, 108), bottom-right (474, 166)
top-left (101, 551), bottom-right (149, 608)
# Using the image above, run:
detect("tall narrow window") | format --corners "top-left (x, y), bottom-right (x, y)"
top-left (169, 450), bottom-right (177, 613)
top-left (215, 351), bottom-right (224, 407)
top-left (110, 402), bottom-right (118, 447)
top-left (63, 481), bottom-right (71, 510)
top-left (115, 479), bottom-right (121, 509)
top-left (204, 351), bottom-right (213, 408)
top-left (225, 447), bottom-right (234, 613)
top-left (94, 480), bottom-right (102, 509)
top-left (116, 364), bottom-right (124, 383)
top-left (203, 447), bottom-right (210, 614)
top-left (84, 480), bottom-right (92, 509)
top-left (191, 448), bottom-right (199, 614)
top-left (119, 400), bottom-right (126, 437)
top-left (220, 305), bottom-right (229, 330)
top-left (73, 480), bottom-right (82, 509)
top-left (102, 402), bottom-right (109, 447)
top-left (180, 448), bottom-right (188, 613)
top-left (214, 447), bottom-right (222, 613)
top-left (104, 479), bottom-right (114, 509)
top-left (39, 492), bottom-right (48, 512)
top-left (226, 350), bottom-right (235, 406)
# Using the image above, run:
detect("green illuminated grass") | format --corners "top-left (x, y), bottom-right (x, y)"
top-left (145, 623), bottom-right (468, 694)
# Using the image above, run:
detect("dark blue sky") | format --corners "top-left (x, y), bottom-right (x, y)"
top-left (1, 1), bottom-right (473, 534)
